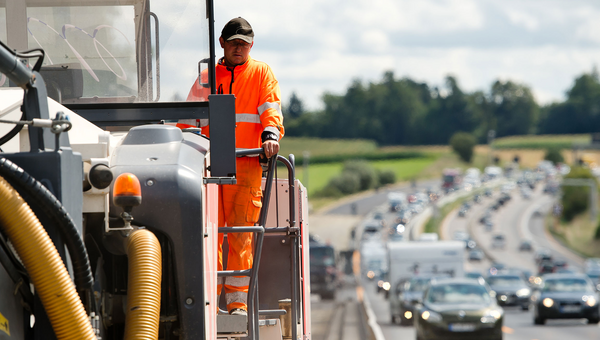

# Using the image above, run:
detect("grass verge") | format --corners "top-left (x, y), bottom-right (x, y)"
top-left (424, 199), bottom-right (463, 235)
top-left (547, 212), bottom-right (600, 258)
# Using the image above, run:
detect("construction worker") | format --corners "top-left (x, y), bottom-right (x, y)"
top-left (180, 17), bottom-right (284, 316)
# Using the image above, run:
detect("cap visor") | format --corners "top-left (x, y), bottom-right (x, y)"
top-left (227, 34), bottom-right (253, 44)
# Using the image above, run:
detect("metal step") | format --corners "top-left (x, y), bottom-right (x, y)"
top-left (259, 319), bottom-right (283, 340)
top-left (217, 314), bottom-right (248, 338)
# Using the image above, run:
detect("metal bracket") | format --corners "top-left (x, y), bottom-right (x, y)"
top-left (204, 177), bottom-right (237, 185)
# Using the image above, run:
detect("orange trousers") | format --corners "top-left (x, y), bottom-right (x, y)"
top-left (217, 157), bottom-right (263, 311)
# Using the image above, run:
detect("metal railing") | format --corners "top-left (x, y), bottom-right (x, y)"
top-left (216, 150), bottom-right (300, 340)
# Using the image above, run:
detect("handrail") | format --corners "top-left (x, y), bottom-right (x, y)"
top-left (217, 150), bottom-right (301, 340)
top-left (216, 225), bottom-right (265, 339)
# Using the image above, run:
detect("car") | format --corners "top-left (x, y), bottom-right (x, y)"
top-left (488, 263), bottom-right (506, 276)
top-left (458, 208), bottom-right (467, 217)
top-left (503, 267), bottom-right (535, 287)
top-left (453, 231), bottom-right (469, 242)
top-left (484, 188), bottom-right (493, 197)
top-left (363, 223), bottom-right (382, 234)
top-left (585, 258), bottom-right (600, 272)
top-left (553, 260), bottom-right (568, 271)
top-left (469, 249), bottom-right (485, 262)
top-left (491, 234), bottom-right (506, 249)
top-left (518, 240), bottom-right (533, 252)
top-left (538, 260), bottom-right (555, 275)
top-left (465, 271), bottom-right (485, 282)
top-left (486, 274), bottom-right (531, 310)
top-left (532, 273), bottom-right (600, 325)
top-left (394, 274), bottom-right (449, 325)
top-left (414, 278), bottom-right (503, 340)
top-left (484, 219), bottom-right (494, 231)
top-left (586, 270), bottom-right (600, 291)
top-left (388, 224), bottom-right (406, 242)
top-left (535, 249), bottom-right (553, 264)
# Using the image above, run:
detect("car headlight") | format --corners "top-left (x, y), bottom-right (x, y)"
top-left (383, 282), bottom-right (391, 291)
top-left (516, 288), bottom-right (531, 297)
top-left (542, 298), bottom-right (554, 308)
top-left (583, 296), bottom-right (597, 307)
top-left (421, 310), bottom-right (442, 323)
top-left (480, 310), bottom-right (502, 324)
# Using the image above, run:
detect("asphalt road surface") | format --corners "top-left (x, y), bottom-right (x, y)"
top-left (361, 184), bottom-right (600, 340)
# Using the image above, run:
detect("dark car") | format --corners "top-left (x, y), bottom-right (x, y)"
top-left (486, 274), bottom-right (531, 310)
top-left (393, 275), bottom-right (448, 325)
top-left (469, 249), bottom-right (485, 262)
top-left (414, 278), bottom-right (503, 340)
top-left (518, 240), bottom-right (533, 252)
top-left (533, 273), bottom-right (600, 325)
top-left (535, 249), bottom-right (553, 264)
top-left (309, 243), bottom-right (337, 300)
top-left (538, 260), bottom-right (555, 275)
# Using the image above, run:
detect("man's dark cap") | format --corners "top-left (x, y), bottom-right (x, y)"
top-left (221, 17), bottom-right (254, 44)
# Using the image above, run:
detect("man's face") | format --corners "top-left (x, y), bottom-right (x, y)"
top-left (220, 37), bottom-right (253, 66)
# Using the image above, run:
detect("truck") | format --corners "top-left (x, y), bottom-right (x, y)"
top-left (442, 168), bottom-right (462, 193)
top-left (386, 241), bottom-right (464, 325)
top-left (0, 1), bottom-right (311, 339)
top-left (309, 240), bottom-right (337, 300)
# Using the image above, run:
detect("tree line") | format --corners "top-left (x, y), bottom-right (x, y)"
top-left (283, 69), bottom-right (600, 145)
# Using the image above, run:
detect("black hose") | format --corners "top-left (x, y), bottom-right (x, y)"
top-left (0, 158), bottom-right (93, 295)
top-left (0, 110), bottom-right (25, 147)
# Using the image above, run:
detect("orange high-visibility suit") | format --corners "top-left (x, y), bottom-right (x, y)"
top-left (181, 56), bottom-right (284, 312)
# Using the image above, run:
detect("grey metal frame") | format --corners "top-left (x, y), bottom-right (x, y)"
top-left (217, 151), bottom-right (301, 340)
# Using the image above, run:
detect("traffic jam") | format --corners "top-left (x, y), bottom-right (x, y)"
top-left (312, 162), bottom-right (600, 340)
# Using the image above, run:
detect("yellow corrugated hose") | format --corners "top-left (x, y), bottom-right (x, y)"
top-left (124, 228), bottom-right (162, 339)
top-left (0, 176), bottom-right (96, 339)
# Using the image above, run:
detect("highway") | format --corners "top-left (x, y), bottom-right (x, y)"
top-left (362, 184), bottom-right (600, 340)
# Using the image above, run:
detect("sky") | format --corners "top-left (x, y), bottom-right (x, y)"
top-left (213, 0), bottom-right (600, 110)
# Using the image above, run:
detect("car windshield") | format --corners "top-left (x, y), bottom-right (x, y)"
top-left (466, 273), bottom-right (482, 280)
top-left (408, 278), bottom-right (432, 292)
top-left (487, 276), bottom-right (522, 286)
top-left (543, 278), bottom-right (593, 292)
top-left (426, 283), bottom-right (491, 304)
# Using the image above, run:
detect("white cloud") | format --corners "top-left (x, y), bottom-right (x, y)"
top-left (211, 0), bottom-right (600, 110)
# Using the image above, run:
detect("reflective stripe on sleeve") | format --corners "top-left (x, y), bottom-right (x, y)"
top-left (236, 113), bottom-right (261, 124)
top-left (178, 119), bottom-right (197, 127)
top-left (258, 102), bottom-right (282, 116)
top-left (263, 126), bottom-right (280, 140)
top-left (201, 113), bottom-right (266, 126)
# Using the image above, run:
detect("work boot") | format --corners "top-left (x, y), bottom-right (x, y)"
top-left (230, 308), bottom-right (247, 316)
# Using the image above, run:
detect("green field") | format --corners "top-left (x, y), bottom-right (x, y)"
top-left (293, 157), bottom-right (437, 197)
top-left (492, 134), bottom-right (590, 149)
top-left (280, 137), bottom-right (377, 158)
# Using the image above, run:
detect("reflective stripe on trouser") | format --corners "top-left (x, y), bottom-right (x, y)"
top-left (217, 157), bottom-right (263, 312)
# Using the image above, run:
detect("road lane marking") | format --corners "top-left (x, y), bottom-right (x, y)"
top-left (502, 326), bottom-right (514, 334)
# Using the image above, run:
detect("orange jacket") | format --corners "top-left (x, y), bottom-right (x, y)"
top-left (183, 56), bottom-right (284, 149)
